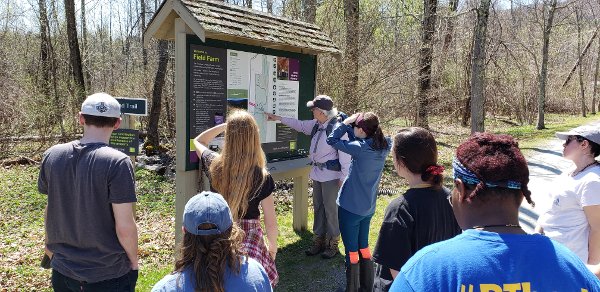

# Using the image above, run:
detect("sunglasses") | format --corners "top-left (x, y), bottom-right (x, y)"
top-left (565, 136), bottom-right (585, 145)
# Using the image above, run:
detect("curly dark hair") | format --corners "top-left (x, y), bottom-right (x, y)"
top-left (393, 127), bottom-right (443, 186)
top-left (174, 224), bottom-right (246, 292)
top-left (456, 132), bottom-right (534, 206)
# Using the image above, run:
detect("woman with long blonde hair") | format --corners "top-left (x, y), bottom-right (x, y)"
top-left (193, 110), bottom-right (279, 286)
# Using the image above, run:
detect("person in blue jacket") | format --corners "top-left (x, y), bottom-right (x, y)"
top-left (326, 112), bottom-right (391, 292)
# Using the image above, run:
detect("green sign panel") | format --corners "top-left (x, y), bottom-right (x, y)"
top-left (110, 129), bottom-right (140, 156)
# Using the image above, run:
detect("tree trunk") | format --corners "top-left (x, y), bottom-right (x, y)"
top-left (536, 0), bottom-right (557, 130)
top-left (343, 0), bottom-right (359, 113)
top-left (141, 0), bottom-right (148, 70)
top-left (440, 0), bottom-right (459, 68)
top-left (266, 0), bottom-right (273, 13)
top-left (576, 9), bottom-right (586, 117)
top-left (146, 40), bottom-right (169, 148)
top-left (470, 0), bottom-right (491, 134)
top-left (303, 0), bottom-right (316, 23)
top-left (40, 0), bottom-right (65, 136)
top-left (39, 0), bottom-right (51, 100)
top-left (81, 0), bottom-right (90, 90)
top-left (594, 37), bottom-right (600, 114)
top-left (416, 0), bottom-right (438, 128)
top-left (64, 0), bottom-right (86, 102)
top-left (462, 38), bottom-right (473, 127)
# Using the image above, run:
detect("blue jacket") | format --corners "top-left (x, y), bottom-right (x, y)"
top-left (326, 123), bottom-right (391, 216)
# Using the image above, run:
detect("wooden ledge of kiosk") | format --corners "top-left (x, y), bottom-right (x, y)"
top-left (268, 158), bottom-right (311, 232)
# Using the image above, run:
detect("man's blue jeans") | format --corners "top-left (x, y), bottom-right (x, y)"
top-left (51, 269), bottom-right (138, 292)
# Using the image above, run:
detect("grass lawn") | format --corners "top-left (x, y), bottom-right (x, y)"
top-left (1, 113), bottom-right (599, 291)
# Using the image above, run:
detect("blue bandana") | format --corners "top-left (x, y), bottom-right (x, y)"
top-left (452, 157), bottom-right (522, 190)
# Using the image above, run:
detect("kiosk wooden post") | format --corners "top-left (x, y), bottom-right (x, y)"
top-left (269, 162), bottom-right (311, 231)
top-left (174, 18), bottom-right (198, 243)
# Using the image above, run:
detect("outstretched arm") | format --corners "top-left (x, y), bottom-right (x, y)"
top-left (266, 112), bottom-right (316, 136)
top-left (193, 123), bottom-right (227, 158)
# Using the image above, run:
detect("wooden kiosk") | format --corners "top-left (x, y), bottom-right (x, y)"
top-left (145, 0), bottom-right (340, 241)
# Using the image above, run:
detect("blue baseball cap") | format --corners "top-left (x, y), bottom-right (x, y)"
top-left (183, 191), bottom-right (233, 236)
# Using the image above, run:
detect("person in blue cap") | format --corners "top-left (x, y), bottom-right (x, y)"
top-left (152, 191), bottom-right (272, 292)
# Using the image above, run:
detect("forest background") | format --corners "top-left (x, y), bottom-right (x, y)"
top-left (2, 0), bottom-right (600, 156)
top-left (3, 0), bottom-right (600, 290)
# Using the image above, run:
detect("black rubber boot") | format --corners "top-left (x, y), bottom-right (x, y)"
top-left (358, 258), bottom-right (374, 292)
top-left (345, 263), bottom-right (360, 292)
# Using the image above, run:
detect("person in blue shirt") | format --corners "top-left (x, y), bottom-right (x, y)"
top-left (152, 191), bottom-right (272, 292)
top-left (327, 112), bottom-right (391, 292)
top-left (390, 133), bottom-right (600, 292)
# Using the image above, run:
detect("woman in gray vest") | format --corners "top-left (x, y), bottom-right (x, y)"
top-left (266, 95), bottom-right (350, 259)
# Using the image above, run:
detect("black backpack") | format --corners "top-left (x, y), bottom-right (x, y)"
top-left (308, 112), bottom-right (348, 172)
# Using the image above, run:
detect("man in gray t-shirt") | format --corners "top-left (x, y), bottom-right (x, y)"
top-left (38, 93), bottom-right (139, 291)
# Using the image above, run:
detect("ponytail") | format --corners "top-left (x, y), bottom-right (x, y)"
top-left (420, 165), bottom-right (444, 186)
top-left (371, 126), bottom-right (389, 151)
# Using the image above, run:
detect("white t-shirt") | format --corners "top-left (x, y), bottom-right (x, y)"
top-left (537, 164), bottom-right (600, 263)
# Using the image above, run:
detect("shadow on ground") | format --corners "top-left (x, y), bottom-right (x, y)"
top-left (526, 161), bottom-right (562, 175)
top-left (522, 147), bottom-right (562, 157)
top-left (275, 230), bottom-right (345, 292)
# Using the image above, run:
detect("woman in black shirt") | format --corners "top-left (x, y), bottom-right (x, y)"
top-left (372, 127), bottom-right (461, 291)
top-left (193, 110), bottom-right (279, 287)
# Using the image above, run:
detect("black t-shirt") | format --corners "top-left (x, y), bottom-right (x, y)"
top-left (201, 149), bottom-right (274, 220)
top-left (372, 187), bottom-right (461, 291)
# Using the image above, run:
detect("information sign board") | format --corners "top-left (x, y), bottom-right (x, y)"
top-left (186, 37), bottom-right (315, 170)
top-left (109, 129), bottom-right (140, 156)
top-left (116, 97), bottom-right (148, 116)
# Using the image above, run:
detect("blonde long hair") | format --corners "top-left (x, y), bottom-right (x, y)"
top-left (209, 110), bottom-right (268, 220)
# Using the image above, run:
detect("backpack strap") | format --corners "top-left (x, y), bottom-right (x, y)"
top-left (325, 117), bottom-right (339, 137)
top-left (310, 122), bottom-right (320, 138)
top-left (311, 116), bottom-right (340, 138)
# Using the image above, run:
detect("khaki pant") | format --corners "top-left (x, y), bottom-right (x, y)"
top-left (312, 179), bottom-right (340, 237)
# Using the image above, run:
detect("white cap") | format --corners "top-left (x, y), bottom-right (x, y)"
top-left (556, 125), bottom-right (600, 145)
top-left (81, 93), bottom-right (121, 118)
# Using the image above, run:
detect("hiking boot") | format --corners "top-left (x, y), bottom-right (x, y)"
top-left (305, 235), bottom-right (326, 256)
top-left (345, 262), bottom-right (360, 292)
top-left (321, 236), bottom-right (340, 259)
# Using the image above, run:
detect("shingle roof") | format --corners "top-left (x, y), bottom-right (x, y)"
top-left (147, 0), bottom-right (340, 55)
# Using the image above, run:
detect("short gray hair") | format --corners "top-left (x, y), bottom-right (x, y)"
top-left (317, 107), bottom-right (339, 120)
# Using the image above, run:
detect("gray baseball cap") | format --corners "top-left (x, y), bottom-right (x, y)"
top-left (306, 95), bottom-right (333, 111)
top-left (183, 191), bottom-right (233, 236)
top-left (556, 125), bottom-right (600, 145)
top-left (81, 92), bottom-right (121, 118)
